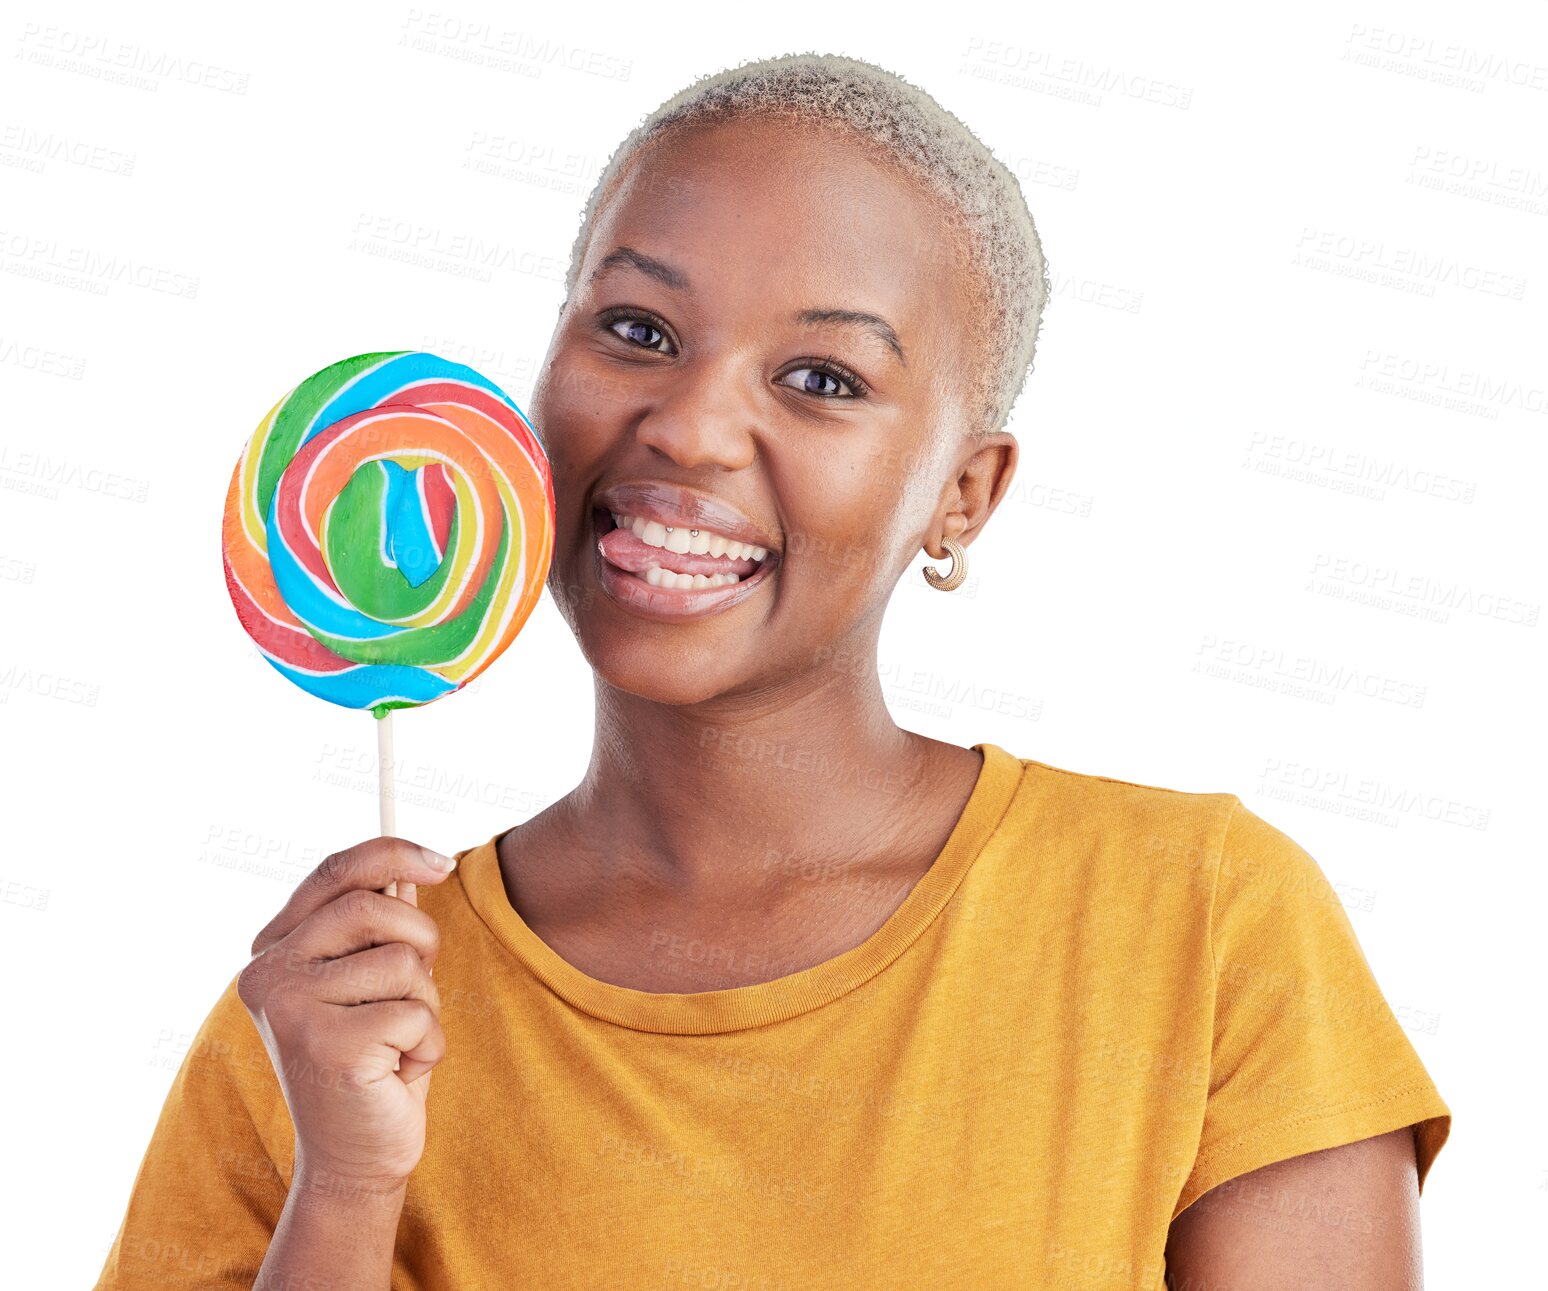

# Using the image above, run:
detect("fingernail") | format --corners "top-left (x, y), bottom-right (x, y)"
top-left (423, 848), bottom-right (457, 872)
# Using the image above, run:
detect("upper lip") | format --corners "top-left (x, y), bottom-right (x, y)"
top-left (593, 481), bottom-right (782, 556)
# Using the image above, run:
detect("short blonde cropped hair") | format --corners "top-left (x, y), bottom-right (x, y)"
top-left (562, 51), bottom-right (1052, 436)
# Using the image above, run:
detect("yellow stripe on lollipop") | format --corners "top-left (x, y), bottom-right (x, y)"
top-left (238, 400), bottom-right (284, 554)
top-left (398, 462), bottom-right (485, 630)
top-left (437, 467), bottom-right (528, 683)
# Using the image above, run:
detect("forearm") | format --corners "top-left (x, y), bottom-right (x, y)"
top-left (255, 1166), bottom-right (407, 1291)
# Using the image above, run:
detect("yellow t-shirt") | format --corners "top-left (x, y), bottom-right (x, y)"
top-left (95, 742), bottom-right (1449, 1289)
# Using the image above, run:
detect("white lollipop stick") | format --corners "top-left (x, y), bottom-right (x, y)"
top-left (376, 710), bottom-right (408, 1076)
top-left (378, 712), bottom-right (409, 901)
top-left (378, 709), bottom-right (397, 837)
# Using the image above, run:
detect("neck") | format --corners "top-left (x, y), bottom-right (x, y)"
top-left (565, 649), bottom-right (941, 893)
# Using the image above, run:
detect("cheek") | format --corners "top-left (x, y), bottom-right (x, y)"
top-left (531, 354), bottom-right (628, 492)
top-left (780, 451), bottom-right (912, 590)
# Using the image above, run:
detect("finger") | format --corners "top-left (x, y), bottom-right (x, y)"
top-left (280, 888), bottom-right (443, 970)
top-left (333, 999), bottom-right (437, 1082)
top-left (303, 942), bottom-right (443, 1010)
top-left (251, 838), bottom-right (454, 955)
top-left (395, 1013), bottom-right (446, 1085)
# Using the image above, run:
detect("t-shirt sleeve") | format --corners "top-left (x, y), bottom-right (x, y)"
top-left (1173, 797), bottom-right (1451, 1218)
top-left (93, 973), bottom-right (290, 1288)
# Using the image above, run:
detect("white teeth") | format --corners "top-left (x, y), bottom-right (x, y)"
top-left (612, 512), bottom-right (769, 563)
top-left (643, 565), bottom-right (739, 590)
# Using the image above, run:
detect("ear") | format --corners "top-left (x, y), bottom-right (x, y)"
top-left (926, 432), bottom-right (1018, 559)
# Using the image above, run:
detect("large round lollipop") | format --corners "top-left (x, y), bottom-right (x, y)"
top-left (222, 351), bottom-right (554, 716)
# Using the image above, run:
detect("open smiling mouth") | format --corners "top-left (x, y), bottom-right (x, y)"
top-left (590, 507), bottom-right (781, 617)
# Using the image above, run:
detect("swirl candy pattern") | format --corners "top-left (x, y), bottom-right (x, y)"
top-left (222, 352), bottom-right (554, 713)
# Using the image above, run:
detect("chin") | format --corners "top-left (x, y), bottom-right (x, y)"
top-left (581, 635), bottom-right (749, 707)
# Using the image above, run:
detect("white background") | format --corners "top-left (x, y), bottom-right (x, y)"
top-left (2, 0), bottom-right (1543, 1284)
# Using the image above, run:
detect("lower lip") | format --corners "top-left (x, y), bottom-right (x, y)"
top-left (592, 530), bottom-right (778, 622)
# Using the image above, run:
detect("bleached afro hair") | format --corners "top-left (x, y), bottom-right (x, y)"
top-left (561, 51), bottom-right (1052, 437)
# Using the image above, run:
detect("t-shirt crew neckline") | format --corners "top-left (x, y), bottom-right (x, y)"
top-left (456, 742), bottom-right (1026, 1035)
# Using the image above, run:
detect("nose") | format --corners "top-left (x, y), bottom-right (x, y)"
top-left (632, 353), bottom-right (758, 472)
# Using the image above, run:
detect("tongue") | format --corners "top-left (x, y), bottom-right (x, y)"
top-left (598, 527), bottom-right (764, 577)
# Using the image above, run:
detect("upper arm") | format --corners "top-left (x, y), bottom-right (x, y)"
top-left (1165, 1127), bottom-right (1424, 1290)
top-left (1172, 798), bottom-right (1450, 1218)
top-left (93, 974), bottom-right (289, 1289)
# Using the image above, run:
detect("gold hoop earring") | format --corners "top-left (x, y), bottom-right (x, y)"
top-left (922, 536), bottom-right (967, 591)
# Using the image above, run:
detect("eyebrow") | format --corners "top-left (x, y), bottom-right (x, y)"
top-left (590, 244), bottom-right (907, 366)
top-left (590, 245), bottom-right (687, 292)
top-left (795, 308), bottom-right (906, 366)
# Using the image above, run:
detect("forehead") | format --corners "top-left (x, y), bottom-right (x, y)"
top-left (586, 117), bottom-right (970, 341)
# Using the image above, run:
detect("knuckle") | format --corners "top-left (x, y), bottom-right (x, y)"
top-left (236, 963), bottom-right (261, 1008)
top-left (314, 849), bottom-right (347, 888)
top-left (249, 914), bottom-right (289, 959)
top-left (388, 940), bottom-right (420, 979)
top-left (338, 886), bottom-right (377, 923)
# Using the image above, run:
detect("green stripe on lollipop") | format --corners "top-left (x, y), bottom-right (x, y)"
top-left (309, 508), bottom-right (515, 668)
top-left (324, 464), bottom-right (463, 623)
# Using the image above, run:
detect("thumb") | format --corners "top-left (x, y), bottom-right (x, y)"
top-left (384, 848), bottom-right (458, 907)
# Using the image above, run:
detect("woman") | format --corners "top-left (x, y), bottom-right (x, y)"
top-left (97, 53), bottom-right (1449, 1289)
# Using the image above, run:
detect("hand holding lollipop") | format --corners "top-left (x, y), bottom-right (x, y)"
top-left (220, 352), bottom-right (554, 1191)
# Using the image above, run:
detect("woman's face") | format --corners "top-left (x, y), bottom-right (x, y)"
top-left (530, 116), bottom-right (1006, 705)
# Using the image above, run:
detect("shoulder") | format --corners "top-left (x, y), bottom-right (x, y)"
top-left (974, 751), bottom-right (1259, 946)
top-left (992, 753), bottom-right (1343, 933)
top-left (1018, 755), bottom-right (1232, 802)
top-left (1005, 751), bottom-right (1241, 871)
